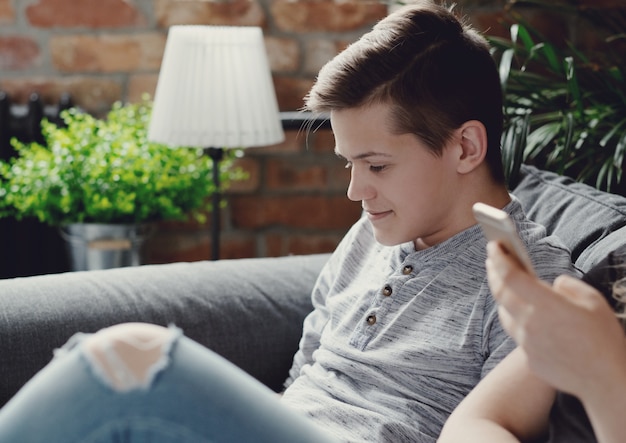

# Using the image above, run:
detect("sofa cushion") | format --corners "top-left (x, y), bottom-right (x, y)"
top-left (0, 253), bottom-right (329, 406)
top-left (582, 243), bottom-right (626, 308)
top-left (513, 165), bottom-right (626, 272)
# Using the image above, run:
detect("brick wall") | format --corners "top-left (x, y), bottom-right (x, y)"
top-left (0, 0), bottom-right (618, 264)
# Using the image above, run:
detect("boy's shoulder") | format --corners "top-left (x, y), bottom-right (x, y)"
top-left (508, 198), bottom-right (580, 280)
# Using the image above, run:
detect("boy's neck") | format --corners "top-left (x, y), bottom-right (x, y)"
top-left (412, 183), bottom-right (511, 251)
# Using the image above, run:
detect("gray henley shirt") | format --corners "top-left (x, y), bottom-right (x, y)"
top-left (281, 197), bottom-right (578, 443)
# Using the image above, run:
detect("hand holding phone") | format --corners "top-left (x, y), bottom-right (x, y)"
top-left (472, 202), bottom-right (535, 276)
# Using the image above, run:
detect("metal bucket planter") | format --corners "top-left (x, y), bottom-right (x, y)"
top-left (60, 223), bottom-right (154, 271)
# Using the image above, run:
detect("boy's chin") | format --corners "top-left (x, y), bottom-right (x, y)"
top-left (372, 231), bottom-right (410, 247)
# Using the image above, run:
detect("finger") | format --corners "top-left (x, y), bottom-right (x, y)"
top-left (488, 241), bottom-right (558, 307)
top-left (553, 274), bottom-right (604, 305)
top-left (497, 304), bottom-right (515, 336)
top-left (486, 242), bottom-right (532, 309)
top-left (497, 304), bottom-right (528, 346)
top-left (486, 241), bottom-right (518, 275)
top-left (488, 270), bottom-right (531, 320)
top-left (487, 240), bottom-right (527, 274)
top-left (485, 242), bottom-right (519, 301)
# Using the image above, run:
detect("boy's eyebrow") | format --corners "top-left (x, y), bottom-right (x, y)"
top-left (334, 148), bottom-right (392, 161)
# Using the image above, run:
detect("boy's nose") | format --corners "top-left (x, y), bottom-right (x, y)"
top-left (346, 169), bottom-right (374, 202)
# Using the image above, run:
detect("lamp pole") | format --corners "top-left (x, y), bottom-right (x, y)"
top-left (206, 147), bottom-right (223, 261)
top-left (148, 26), bottom-right (285, 262)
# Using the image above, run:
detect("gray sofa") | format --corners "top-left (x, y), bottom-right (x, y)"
top-left (1, 165), bottom-right (625, 408)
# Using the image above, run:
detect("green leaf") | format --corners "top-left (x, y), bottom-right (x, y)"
top-left (491, 4), bottom-right (626, 194)
top-left (541, 42), bottom-right (561, 74)
top-left (0, 99), bottom-right (248, 225)
top-left (517, 24), bottom-right (535, 52)
top-left (499, 48), bottom-right (515, 91)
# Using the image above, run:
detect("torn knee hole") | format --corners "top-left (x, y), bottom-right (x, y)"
top-left (84, 323), bottom-right (175, 392)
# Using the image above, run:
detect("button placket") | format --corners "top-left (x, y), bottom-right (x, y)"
top-left (366, 264), bottom-right (414, 326)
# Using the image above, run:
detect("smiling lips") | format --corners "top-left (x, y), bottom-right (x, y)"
top-left (365, 209), bottom-right (393, 221)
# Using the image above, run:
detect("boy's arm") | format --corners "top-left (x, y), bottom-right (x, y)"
top-left (438, 348), bottom-right (556, 443)
top-left (481, 239), bottom-right (578, 376)
top-left (283, 220), bottom-right (364, 388)
top-left (283, 262), bottom-right (334, 388)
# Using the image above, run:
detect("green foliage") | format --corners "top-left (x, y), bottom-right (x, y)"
top-left (0, 100), bottom-right (247, 226)
top-left (491, 1), bottom-right (626, 194)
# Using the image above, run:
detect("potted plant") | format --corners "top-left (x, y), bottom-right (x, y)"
top-left (0, 98), bottom-right (246, 270)
top-left (490, 0), bottom-right (626, 195)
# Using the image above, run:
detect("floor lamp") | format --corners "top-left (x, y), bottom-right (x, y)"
top-left (148, 26), bottom-right (284, 260)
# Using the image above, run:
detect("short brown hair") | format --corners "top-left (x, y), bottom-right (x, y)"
top-left (305, 1), bottom-right (505, 182)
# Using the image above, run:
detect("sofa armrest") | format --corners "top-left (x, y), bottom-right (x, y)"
top-left (513, 165), bottom-right (626, 271)
top-left (0, 253), bottom-right (329, 406)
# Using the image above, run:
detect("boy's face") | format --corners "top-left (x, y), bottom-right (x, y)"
top-left (331, 103), bottom-right (462, 249)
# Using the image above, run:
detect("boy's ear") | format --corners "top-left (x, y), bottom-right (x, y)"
top-left (455, 120), bottom-right (488, 174)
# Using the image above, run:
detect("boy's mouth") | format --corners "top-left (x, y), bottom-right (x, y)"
top-left (366, 210), bottom-right (393, 221)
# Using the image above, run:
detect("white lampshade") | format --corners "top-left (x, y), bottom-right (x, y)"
top-left (148, 25), bottom-right (285, 148)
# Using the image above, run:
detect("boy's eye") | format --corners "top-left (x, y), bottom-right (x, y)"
top-left (370, 165), bottom-right (386, 172)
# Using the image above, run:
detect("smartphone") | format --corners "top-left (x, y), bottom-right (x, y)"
top-left (472, 202), bottom-right (535, 276)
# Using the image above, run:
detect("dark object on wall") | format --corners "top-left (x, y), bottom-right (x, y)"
top-left (0, 92), bottom-right (73, 279)
top-left (0, 92), bottom-right (72, 161)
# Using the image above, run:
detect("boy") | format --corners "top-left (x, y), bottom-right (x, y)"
top-left (0, 2), bottom-right (577, 442)
top-left (279, 2), bottom-right (576, 441)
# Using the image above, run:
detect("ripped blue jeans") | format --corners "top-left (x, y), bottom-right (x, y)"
top-left (0, 324), bottom-right (339, 443)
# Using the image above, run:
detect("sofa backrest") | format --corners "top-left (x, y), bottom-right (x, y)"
top-left (512, 165), bottom-right (626, 273)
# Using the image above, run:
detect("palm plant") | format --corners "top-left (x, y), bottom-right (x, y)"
top-left (491, 0), bottom-right (626, 195)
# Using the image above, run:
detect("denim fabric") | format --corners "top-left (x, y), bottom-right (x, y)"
top-left (0, 331), bottom-right (339, 443)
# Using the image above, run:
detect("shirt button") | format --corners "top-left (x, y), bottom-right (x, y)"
top-left (402, 265), bottom-right (413, 275)
top-left (366, 315), bottom-right (377, 325)
top-left (382, 285), bottom-right (392, 297)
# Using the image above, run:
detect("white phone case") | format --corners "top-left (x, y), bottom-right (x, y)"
top-left (472, 202), bottom-right (536, 276)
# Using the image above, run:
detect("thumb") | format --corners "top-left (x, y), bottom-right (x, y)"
top-left (552, 274), bottom-right (603, 307)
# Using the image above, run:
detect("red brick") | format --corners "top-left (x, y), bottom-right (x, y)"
top-left (144, 230), bottom-right (207, 263)
top-left (0, 76), bottom-right (122, 115)
top-left (265, 36), bottom-right (300, 73)
top-left (264, 233), bottom-right (284, 257)
top-left (220, 234), bottom-right (257, 259)
top-left (155, 0), bottom-right (265, 28)
top-left (328, 162), bottom-right (350, 193)
top-left (26, 0), bottom-right (146, 28)
top-left (311, 128), bottom-right (335, 153)
top-left (145, 230), bottom-right (256, 262)
top-left (50, 33), bottom-right (166, 73)
top-left (0, 0), bottom-right (15, 23)
top-left (230, 194), bottom-right (361, 230)
top-left (286, 234), bottom-right (342, 255)
top-left (0, 36), bottom-right (40, 70)
top-left (271, 0), bottom-right (387, 33)
top-left (248, 130), bottom-right (306, 154)
top-left (127, 73), bottom-right (159, 103)
top-left (303, 39), bottom-right (346, 75)
top-left (265, 158), bottom-right (329, 191)
top-left (265, 232), bottom-right (342, 256)
top-left (226, 157), bottom-right (261, 193)
top-left (273, 75), bottom-right (315, 111)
